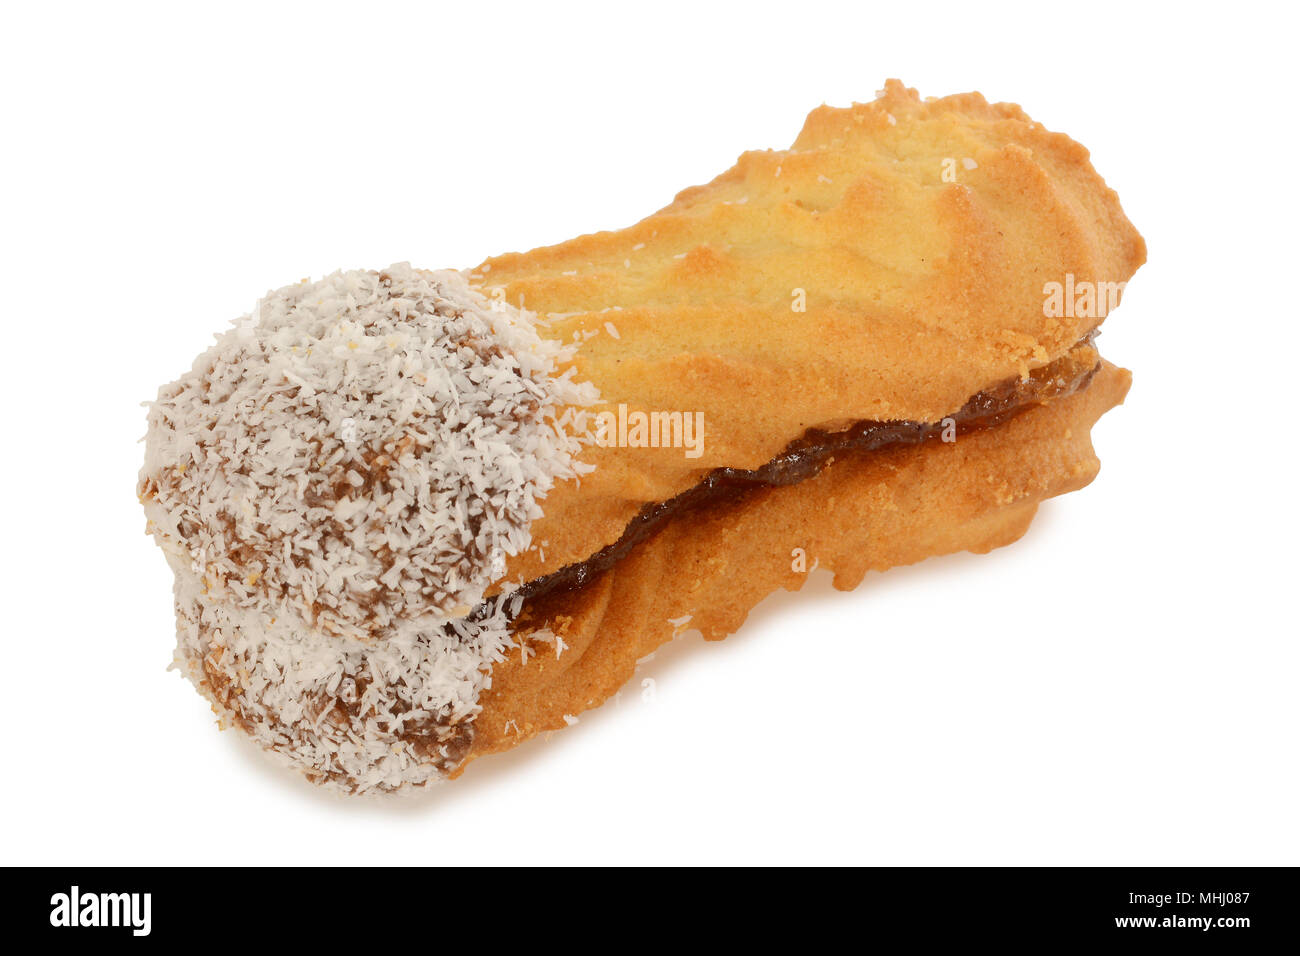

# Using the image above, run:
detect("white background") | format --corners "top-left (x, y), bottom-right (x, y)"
top-left (3, 1), bottom-right (1296, 865)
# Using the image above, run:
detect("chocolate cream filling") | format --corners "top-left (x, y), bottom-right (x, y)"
top-left (501, 336), bottom-right (1102, 614)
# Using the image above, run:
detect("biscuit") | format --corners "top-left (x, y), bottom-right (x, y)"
top-left (139, 82), bottom-right (1144, 792)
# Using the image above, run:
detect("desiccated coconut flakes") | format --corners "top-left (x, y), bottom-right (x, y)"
top-left (140, 264), bottom-right (598, 792)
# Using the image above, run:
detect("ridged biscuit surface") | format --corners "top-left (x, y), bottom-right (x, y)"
top-left (477, 80), bottom-right (1145, 588)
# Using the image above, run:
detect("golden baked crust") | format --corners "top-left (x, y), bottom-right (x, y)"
top-left (456, 361), bottom-right (1131, 773)
top-left (478, 80), bottom-right (1146, 590)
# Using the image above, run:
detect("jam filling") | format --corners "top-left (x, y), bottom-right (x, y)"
top-left (504, 342), bottom-right (1101, 611)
